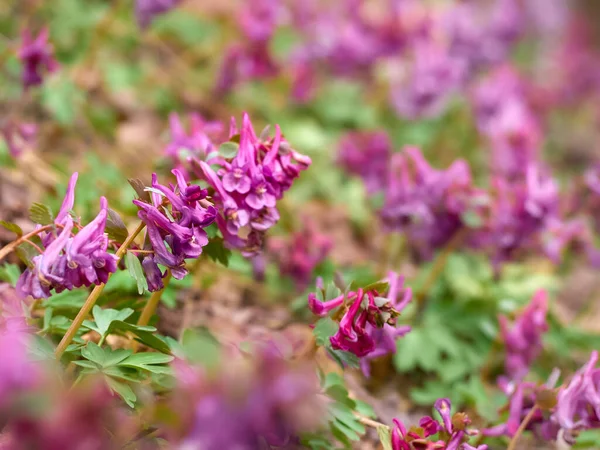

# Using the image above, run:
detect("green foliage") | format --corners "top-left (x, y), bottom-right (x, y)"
top-left (0, 220), bottom-right (23, 236)
top-left (203, 238), bottom-right (232, 267)
top-left (29, 203), bottom-right (54, 225)
top-left (0, 264), bottom-right (21, 286)
top-left (125, 252), bottom-right (148, 295)
top-left (75, 342), bottom-right (173, 407)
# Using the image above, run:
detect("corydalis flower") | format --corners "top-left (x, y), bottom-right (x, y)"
top-left (17, 173), bottom-right (118, 299)
top-left (164, 112), bottom-right (223, 175)
top-left (381, 146), bottom-right (477, 261)
top-left (499, 289), bottom-right (548, 381)
top-left (133, 170), bottom-right (217, 288)
top-left (308, 273), bottom-right (411, 358)
top-left (481, 165), bottom-right (559, 266)
top-left (135, 0), bottom-right (181, 29)
top-left (193, 113), bottom-right (310, 256)
top-left (360, 272), bottom-right (412, 377)
top-left (268, 220), bottom-right (331, 291)
top-left (391, 41), bottom-right (465, 120)
top-left (552, 351), bottom-right (600, 444)
top-left (337, 131), bottom-right (391, 195)
top-left (173, 346), bottom-right (324, 449)
top-left (1, 121), bottom-right (36, 157)
top-left (0, 327), bottom-right (41, 412)
top-left (391, 398), bottom-right (485, 450)
top-left (18, 28), bottom-right (59, 89)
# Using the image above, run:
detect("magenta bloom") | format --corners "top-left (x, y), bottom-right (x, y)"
top-left (0, 327), bottom-right (41, 411)
top-left (391, 398), bottom-right (484, 450)
top-left (174, 346), bottom-right (323, 449)
top-left (268, 220), bottom-right (332, 291)
top-left (135, 0), bottom-right (181, 29)
top-left (499, 290), bottom-right (548, 381)
top-left (360, 272), bottom-right (412, 376)
top-left (309, 274), bottom-right (412, 359)
top-left (193, 113), bottom-right (310, 256)
top-left (1, 121), bottom-right (36, 157)
top-left (133, 170), bottom-right (217, 285)
top-left (18, 28), bottom-right (59, 89)
top-left (381, 146), bottom-right (477, 260)
top-left (17, 173), bottom-right (118, 299)
top-left (391, 41), bottom-right (465, 120)
top-left (164, 113), bottom-right (223, 174)
top-left (480, 165), bottom-right (559, 266)
top-left (552, 351), bottom-right (600, 444)
top-left (337, 131), bottom-right (391, 195)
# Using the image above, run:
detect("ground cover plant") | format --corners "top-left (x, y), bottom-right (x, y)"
top-left (3, 0), bottom-right (600, 449)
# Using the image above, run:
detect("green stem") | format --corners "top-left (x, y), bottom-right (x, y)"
top-left (0, 224), bottom-right (53, 262)
top-left (55, 222), bottom-right (146, 359)
top-left (133, 270), bottom-right (172, 352)
top-left (507, 405), bottom-right (538, 450)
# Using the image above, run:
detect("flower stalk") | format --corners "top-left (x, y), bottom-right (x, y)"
top-left (133, 269), bottom-right (172, 352)
top-left (0, 224), bottom-right (53, 262)
top-left (54, 222), bottom-right (146, 359)
top-left (506, 404), bottom-right (539, 450)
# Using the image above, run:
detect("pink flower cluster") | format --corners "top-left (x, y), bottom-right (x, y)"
top-left (193, 113), bottom-right (311, 256)
top-left (308, 273), bottom-right (412, 364)
top-left (392, 398), bottom-right (487, 450)
top-left (17, 174), bottom-right (118, 299)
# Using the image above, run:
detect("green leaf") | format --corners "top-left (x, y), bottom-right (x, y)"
top-left (41, 76), bottom-right (83, 125)
top-left (105, 376), bottom-right (136, 407)
top-left (313, 318), bottom-right (338, 346)
top-left (105, 208), bottom-right (129, 243)
top-left (107, 320), bottom-right (172, 354)
top-left (125, 252), bottom-right (148, 294)
top-left (27, 335), bottom-right (55, 361)
top-left (0, 220), bottom-right (23, 236)
top-left (218, 141), bottom-right (239, 159)
top-left (80, 342), bottom-right (132, 368)
top-left (0, 264), bottom-right (21, 286)
top-left (377, 426), bottom-right (394, 450)
top-left (180, 328), bottom-right (220, 368)
top-left (81, 342), bottom-right (106, 366)
top-left (203, 238), bottom-right (231, 266)
top-left (118, 352), bottom-right (174, 374)
top-left (350, 280), bottom-right (389, 294)
top-left (29, 203), bottom-right (54, 225)
top-left (88, 305), bottom-right (134, 337)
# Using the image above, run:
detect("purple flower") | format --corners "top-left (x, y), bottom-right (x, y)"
top-left (1, 121), bottom-right (36, 157)
top-left (0, 327), bottom-right (41, 411)
top-left (552, 351), bottom-right (600, 444)
top-left (391, 398), bottom-right (482, 450)
top-left (133, 170), bottom-right (217, 284)
top-left (480, 166), bottom-right (559, 266)
top-left (268, 220), bottom-right (331, 291)
top-left (238, 0), bottom-right (283, 43)
top-left (216, 42), bottom-right (279, 94)
top-left (381, 146), bottom-right (477, 261)
top-left (164, 112), bottom-right (223, 174)
top-left (192, 113), bottom-right (310, 256)
top-left (18, 27), bottom-right (59, 89)
top-left (499, 290), bottom-right (548, 381)
top-left (17, 174), bottom-right (118, 299)
top-left (391, 41), bottom-right (465, 119)
top-left (360, 272), bottom-right (412, 376)
top-left (135, 0), bottom-right (181, 29)
top-left (173, 345), bottom-right (324, 449)
top-left (309, 274), bottom-right (411, 360)
top-left (337, 131), bottom-right (391, 195)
